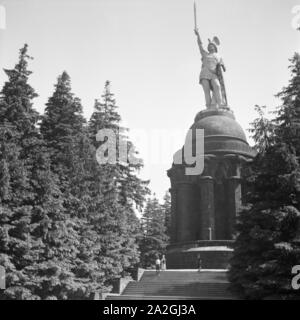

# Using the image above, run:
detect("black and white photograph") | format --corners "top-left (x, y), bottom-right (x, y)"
top-left (0, 0), bottom-right (300, 307)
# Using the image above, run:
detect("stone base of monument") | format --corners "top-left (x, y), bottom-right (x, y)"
top-left (166, 240), bottom-right (234, 270)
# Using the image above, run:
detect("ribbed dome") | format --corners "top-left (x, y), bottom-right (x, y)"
top-left (192, 110), bottom-right (246, 141)
top-left (190, 109), bottom-right (255, 158)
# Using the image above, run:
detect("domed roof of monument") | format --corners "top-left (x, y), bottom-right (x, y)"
top-left (192, 109), bottom-right (247, 141)
top-left (190, 109), bottom-right (255, 158)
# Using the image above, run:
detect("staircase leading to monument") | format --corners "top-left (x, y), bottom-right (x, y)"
top-left (105, 270), bottom-right (237, 300)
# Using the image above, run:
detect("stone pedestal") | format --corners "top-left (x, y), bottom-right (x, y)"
top-left (167, 109), bottom-right (255, 269)
top-left (176, 182), bottom-right (197, 242)
top-left (169, 187), bottom-right (177, 243)
top-left (166, 240), bottom-right (234, 269)
top-left (198, 176), bottom-right (215, 240)
top-left (226, 176), bottom-right (242, 239)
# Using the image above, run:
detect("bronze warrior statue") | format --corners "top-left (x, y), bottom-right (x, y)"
top-left (194, 28), bottom-right (228, 109)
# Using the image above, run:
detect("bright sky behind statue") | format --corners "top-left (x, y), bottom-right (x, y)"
top-left (0, 0), bottom-right (299, 201)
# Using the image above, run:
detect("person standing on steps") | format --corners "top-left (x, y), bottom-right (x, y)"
top-left (155, 256), bottom-right (161, 275)
top-left (197, 254), bottom-right (202, 272)
top-left (161, 255), bottom-right (166, 271)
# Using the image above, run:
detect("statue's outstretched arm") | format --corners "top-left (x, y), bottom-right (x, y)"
top-left (194, 29), bottom-right (207, 56)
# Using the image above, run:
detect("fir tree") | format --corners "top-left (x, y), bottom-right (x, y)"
top-left (162, 191), bottom-right (172, 240)
top-left (89, 81), bottom-right (149, 209)
top-left (275, 53), bottom-right (300, 155)
top-left (88, 81), bottom-right (147, 279)
top-left (248, 105), bottom-right (275, 153)
top-left (40, 75), bottom-right (143, 297)
top-left (40, 72), bottom-right (109, 298)
top-left (0, 47), bottom-right (149, 299)
top-left (229, 54), bottom-right (300, 300)
top-left (0, 45), bottom-right (78, 300)
top-left (40, 71), bottom-right (86, 185)
top-left (139, 197), bottom-right (169, 268)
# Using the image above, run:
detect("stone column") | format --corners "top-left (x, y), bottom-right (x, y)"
top-left (198, 176), bottom-right (215, 240)
top-left (175, 182), bottom-right (196, 243)
top-left (226, 176), bottom-right (242, 239)
top-left (169, 187), bottom-right (177, 243)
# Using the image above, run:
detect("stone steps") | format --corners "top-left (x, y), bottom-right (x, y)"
top-left (122, 281), bottom-right (232, 298)
top-left (140, 270), bottom-right (228, 283)
top-left (106, 294), bottom-right (235, 300)
top-left (104, 270), bottom-right (236, 300)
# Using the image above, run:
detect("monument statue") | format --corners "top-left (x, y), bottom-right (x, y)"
top-left (165, 2), bottom-right (256, 270)
top-left (193, 2), bottom-right (228, 109)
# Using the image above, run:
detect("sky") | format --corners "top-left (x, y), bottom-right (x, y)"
top-left (0, 0), bottom-right (299, 202)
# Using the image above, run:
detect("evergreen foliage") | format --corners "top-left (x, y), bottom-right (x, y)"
top-left (89, 81), bottom-right (149, 209)
top-left (229, 54), bottom-right (300, 300)
top-left (139, 196), bottom-right (169, 268)
top-left (0, 46), bottom-right (149, 299)
top-left (162, 191), bottom-right (172, 240)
